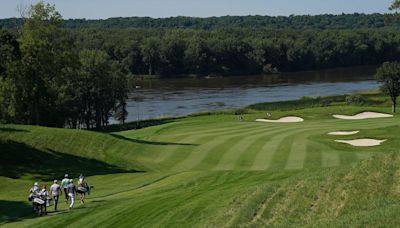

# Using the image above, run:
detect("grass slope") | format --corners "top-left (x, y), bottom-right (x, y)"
top-left (1, 93), bottom-right (400, 227)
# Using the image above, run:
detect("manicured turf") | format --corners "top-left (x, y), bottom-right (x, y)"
top-left (1, 93), bottom-right (400, 227)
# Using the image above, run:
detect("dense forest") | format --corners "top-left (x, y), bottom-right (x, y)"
top-left (1, 13), bottom-right (399, 30)
top-left (67, 27), bottom-right (400, 76)
top-left (0, 3), bottom-right (128, 129)
top-left (2, 3), bottom-right (400, 128)
top-left (2, 13), bottom-right (400, 77)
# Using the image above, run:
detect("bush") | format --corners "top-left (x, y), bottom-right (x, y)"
top-left (320, 99), bottom-right (333, 107)
top-left (234, 108), bottom-right (249, 115)
top-left (263, 64), bottom-right (279, 74)
top-left (346, 94), bottom-right (365, 105)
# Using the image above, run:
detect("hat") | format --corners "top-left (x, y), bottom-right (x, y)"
top-left (69, 179), bottom-right (73, 183)
top-left (64, 174), bottom-right (68, 178)
top-left (54, 180), bottom-right (58, 183)
top-left (34, 182), bottom-right (38, 186)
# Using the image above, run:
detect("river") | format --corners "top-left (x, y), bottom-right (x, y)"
top-left (125, 66), bottom-right (379, 122)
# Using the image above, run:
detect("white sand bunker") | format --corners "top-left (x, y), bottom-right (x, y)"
top-left (333, 112), bottom-right (393, 120)
top-left (328, 131), bottom-right (360, 136)
top-left (335, 139), bottom-right (387, 147)
top-left (256, 116), bottom-right (304, 123)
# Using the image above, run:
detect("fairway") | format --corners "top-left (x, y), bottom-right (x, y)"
top-left (116, 106), bottom-right (397, 172)
top-left (1, 100), bottom-right (400, 227)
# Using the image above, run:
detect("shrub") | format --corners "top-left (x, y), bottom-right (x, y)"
top-left (320, 99), bottom-right (333, 107)
top-left (346, 94), bottom-right (365, 105)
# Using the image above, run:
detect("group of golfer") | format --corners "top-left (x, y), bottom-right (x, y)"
top-left (28, 173), bottom-right (91, 214)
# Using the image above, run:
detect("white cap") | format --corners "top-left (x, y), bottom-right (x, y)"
top-left (54, 180), bottom-right (58, 183)
top-left (34, 182), bottom-right (38, 186)
top-left (64, 174), bottom-right (68, 178)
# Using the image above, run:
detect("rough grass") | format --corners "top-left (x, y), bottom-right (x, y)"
top-left (1, 92), bottom-right (400, 227)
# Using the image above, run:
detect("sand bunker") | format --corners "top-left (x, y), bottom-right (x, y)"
top-left (328, 131), bottom-right (360, 136)
top-left (256, 116), bottom-right (304, 123)
top-left (333, 112), bottom-right (393, 120)
top-left (335, 139), bottom-right (386, 147)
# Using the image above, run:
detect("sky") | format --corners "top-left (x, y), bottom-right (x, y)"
top-left (0, 0), bottom-right (394, 19)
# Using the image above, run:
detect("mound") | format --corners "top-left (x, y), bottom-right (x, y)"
top-left (328, 131), bottom-right (359, 135)
top-left (335, 139), bottom-right (386, 147)
top-left (0, 125), bottom-right (148, 179)
top-left (333, 112), bottom-right (393, 120)
top-left (255, 116), bottom-right (304, 123)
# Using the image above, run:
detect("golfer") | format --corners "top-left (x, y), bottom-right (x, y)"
top-left (61, 174), bottom-right (70, 203)
top-left (67, 179), bottom-right (76, 209)
top-left (50, 180), bottom-right (62, 211)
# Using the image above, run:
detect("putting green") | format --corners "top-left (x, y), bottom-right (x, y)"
top-left (1, 99), bottom-right (400, 227)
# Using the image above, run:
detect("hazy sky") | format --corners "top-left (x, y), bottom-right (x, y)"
top-left (0, 0), bottom-right (394, 19)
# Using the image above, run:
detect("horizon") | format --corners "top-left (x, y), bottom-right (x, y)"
top-left (0, 0), bottom-right (393, 20)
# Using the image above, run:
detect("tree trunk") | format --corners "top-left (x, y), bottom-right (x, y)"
top-left (392, 97), bottom-right (397, 113)
top-left (393, 102), bottom-right (396, 113)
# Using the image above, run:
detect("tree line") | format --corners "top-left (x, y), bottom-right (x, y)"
top-left (1, 13), bottom-right (399, 30)
top-left (67, 27), bottom-right (400, 76)
top-left (2, 2), bottom-right (400, 128)
top-left (0, 3), bottom-right (128, 129)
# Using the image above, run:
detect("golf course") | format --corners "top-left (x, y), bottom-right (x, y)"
top-left (1, 92), bottom-right (400, 227)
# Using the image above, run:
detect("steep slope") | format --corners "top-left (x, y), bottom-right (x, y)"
top-left (0, 125), bottom-right (163, 179)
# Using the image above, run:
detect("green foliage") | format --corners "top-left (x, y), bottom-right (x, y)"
top-left (0, 13), bottom-right (395, 30)
top-left (248, 95), bottom-right (346, 111)
top-left (68, 28), bottom-right (400, 77)
top-left (375, 61), bottom-right (400, 112)
top-left (0, 30), bottom-right (19, 75)
top-left (78, 50), bottom-right (128, 128)
top-left (1, 2), bottom-right (80, 126)
top-left (0, 3), bottom-right (129, 128)
top-left (345, 94), bottom-right (366, 105)
top-left (140, 37), bottom-right (161, 75)
top-left (390, 0), bottom-right (400, 11)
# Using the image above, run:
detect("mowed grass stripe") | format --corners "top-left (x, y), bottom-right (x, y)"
top-left (164, 122), bottom-right (258, 138)
top-left (234, 128), bottom-right (293, 170)
top-left (284, 133), bottom-right (309, 170)
top-left (155, 123), bottom-right (266, 164)
top-left (338, 150), bottom-right (361, 166)
top-left (171, 127), bottom-right (279, 171)
top-left (250, 129), bottom-right (309, 170)
top-left (199, 127), bottom-right (285, 171)
top-left (213, 128), bottom-right (295, 171)
top-left (311, 141), bottom-right (341, 168)
top-left (160, 134), bottom-right (225, 170)
top-left (268, 133), bottom-right (302, 170)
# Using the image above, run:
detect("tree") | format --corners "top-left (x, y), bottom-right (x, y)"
top-left (140, 37), bottom-right (161, 75)
top-left (0, 30), bottom-right (20, 76)
top-left (79, 49), bottom-right (125, 129)
top-left (1, 2), bottom-right (79, 126)
top-left (375, 62), bottom-right (400, 113)
top-left (390, 0), bottom-right (400, 11)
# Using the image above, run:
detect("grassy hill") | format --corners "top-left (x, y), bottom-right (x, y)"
top-left (1, 93), bottom-right (400, 227)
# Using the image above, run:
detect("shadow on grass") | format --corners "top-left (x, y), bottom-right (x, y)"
top-left (110, 133), bottom-right (198, 146)
top-left (0, 200), bottom-right (34, 224)
top-left (0, 140), bottom-right (140, 180)
top-left (101, 117), bottom-right (182, 132)
top-left (0, 127), bottom-right (29, 133)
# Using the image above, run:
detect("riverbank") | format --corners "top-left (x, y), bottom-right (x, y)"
top-left (120, 65), bottom-right (379, 123)
top-left (104, 90), bottom-right (387, 132)
top-left (128, 65), bottom-right (378, 85)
